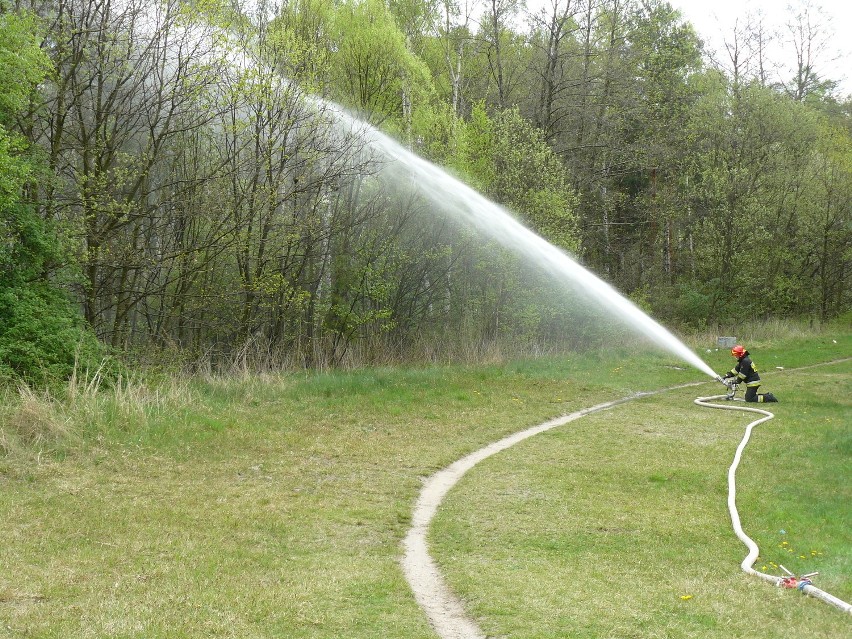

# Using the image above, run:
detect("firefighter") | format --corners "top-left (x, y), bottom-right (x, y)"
top-left (722, 345), bottom-right (778, 403)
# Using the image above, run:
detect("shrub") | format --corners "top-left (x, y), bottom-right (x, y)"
top-left (1, 204), bottom-right (107, 386)
top-left (0, 281), bottom-right (104, 386)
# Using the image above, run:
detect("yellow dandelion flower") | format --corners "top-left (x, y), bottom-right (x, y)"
top-left (680, 595), bottom-right (693, 601)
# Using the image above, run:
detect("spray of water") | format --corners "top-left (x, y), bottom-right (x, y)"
top-left (320, 102), bottom-right (718, 379)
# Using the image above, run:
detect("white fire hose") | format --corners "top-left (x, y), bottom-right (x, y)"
top-left (695, 391), bottom-right (852, 615)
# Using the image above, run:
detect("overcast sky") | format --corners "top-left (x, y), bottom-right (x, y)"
top-left (667, 0), bottom-right (852, 95)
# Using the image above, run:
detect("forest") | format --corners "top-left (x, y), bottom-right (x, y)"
top-left (1, 0), bottom-right (850, 382)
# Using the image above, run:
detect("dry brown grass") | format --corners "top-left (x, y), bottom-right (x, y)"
top-left (0, 365), bottom-right (193, 458)
top-left (0, 386), bottom-right (69, 455)
top-left (683, 318), bottom-right (827, 351)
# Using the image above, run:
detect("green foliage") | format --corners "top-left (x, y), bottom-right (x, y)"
top-left (491, 108), bottom-right (580, 254)
top-left (329, 0), bottom-right (433, 125)
top-left (0, 11), bottom-right (51, 117)
top-left (409, 100), bottom-right (460, 163)
top-left (630, 1), bottom-right (702, 136)
top-left (268, 0), bottom-right (336, 91)
top-left (0, 127), bottom-right (32, 212)
top-left (0, 205), bottom-right (106, 386)
top-left (0, 9), bottom-right (104, 385)
top-left (453, 104), bottom-right (580, 254)
top-left (1, 202), bottom-right (58, 280)
top-left (671, 282), bottom-right (712, 329)
top-left (0, 280), bottom-right (103, 385)
top-left (452, 101), bottom-right (495, 191)
top-left (3, 0), bottom-right (849, 368)
top-left (0, 11), bottom-right (49, 210)
top-left (681, 75), bottom-right (851, 323)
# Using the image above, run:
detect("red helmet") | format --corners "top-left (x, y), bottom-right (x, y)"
top-left (731, 345), bottom-right (746, 358)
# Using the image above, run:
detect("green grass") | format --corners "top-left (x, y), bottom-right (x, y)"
top-left (433, 343), bottom-right (851, 638)
top-left (0, 332), bottom-right (849, 637)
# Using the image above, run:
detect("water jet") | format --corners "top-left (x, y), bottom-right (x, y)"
top-left (318, 102), bottom-right (718, 378)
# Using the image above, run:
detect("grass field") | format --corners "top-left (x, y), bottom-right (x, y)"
top-left (0, 333), bottom-right (849, 637)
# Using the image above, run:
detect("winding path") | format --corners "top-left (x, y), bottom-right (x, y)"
top-left (400, 384), bottom-right (703, 638)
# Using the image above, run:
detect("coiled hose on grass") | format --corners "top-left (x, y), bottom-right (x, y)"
top-left (694, 393), bottom-right (852, 615)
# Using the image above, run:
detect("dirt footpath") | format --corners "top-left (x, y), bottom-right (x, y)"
top-left (400, 398), bottom-right (637, 638)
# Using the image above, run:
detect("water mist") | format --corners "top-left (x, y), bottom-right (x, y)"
top-left (319, 102), bottom-right (717, 379)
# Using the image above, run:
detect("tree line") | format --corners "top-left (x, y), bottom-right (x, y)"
top-left (1, 0), bottom-right (850, 381)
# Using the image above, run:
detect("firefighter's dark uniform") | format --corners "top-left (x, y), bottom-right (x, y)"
top-left (724, 352), bottom-right (777, 402)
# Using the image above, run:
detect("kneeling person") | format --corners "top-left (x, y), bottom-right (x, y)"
top-left (723, 344), bottom-right (778, 403)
